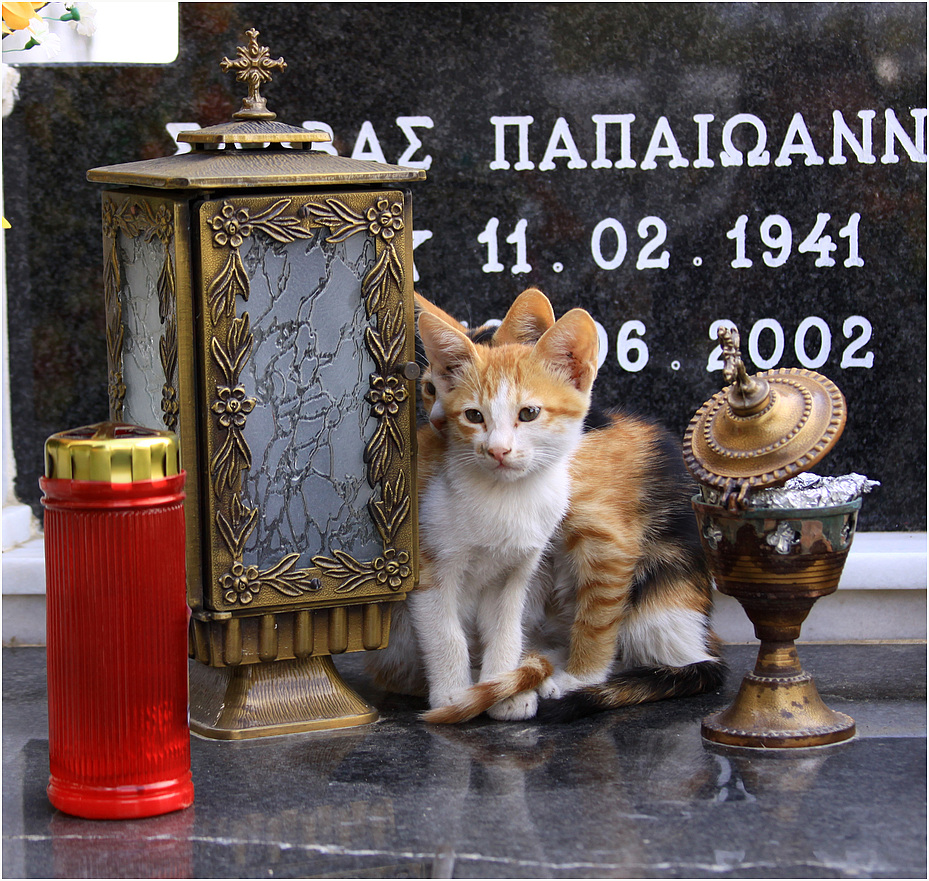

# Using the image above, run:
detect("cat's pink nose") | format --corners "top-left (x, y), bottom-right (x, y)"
top-left (488, 446), bottom-right (511, 465)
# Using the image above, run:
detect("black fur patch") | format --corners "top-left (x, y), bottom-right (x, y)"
top-left (650, 430), bottom-right (704, 551)
top-left (468, 325), bottom-right (498, 345)
top-left (621, 420), bottom-right (708, 608)
top-left (582, 405), bottom-right (614, 433)
top-left (537, 660), bottom-right (727, 723)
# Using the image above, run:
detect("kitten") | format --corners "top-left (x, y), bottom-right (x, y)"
top-left (367, 303), bottom-right (600, 722)
top-left (411, 289), bottom-right (725, 722)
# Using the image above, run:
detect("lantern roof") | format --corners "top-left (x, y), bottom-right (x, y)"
top-left (87, 150), bottom-right (426, 190)
top-left (87, 28), bottom-right (426, 190)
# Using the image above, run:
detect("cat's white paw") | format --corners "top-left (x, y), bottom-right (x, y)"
top-left (537, 671), bottom-right (583, 700)
top-left (487, 690), bottom-right (538, 721)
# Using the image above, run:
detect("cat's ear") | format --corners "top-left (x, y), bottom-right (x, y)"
top-left (493, 287), bottom-right (556, 345)
top-left (535, 308), bottom-right (600, 393)
top-left (418, 312), bottom-right (477, 396)
top-left (414, 292), bottom-right (469, 334)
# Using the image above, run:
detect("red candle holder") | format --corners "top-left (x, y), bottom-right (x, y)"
top-left (41, 423), bottom-right (194, 819)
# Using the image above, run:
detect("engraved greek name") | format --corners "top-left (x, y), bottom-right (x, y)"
top-left (297, 116), bottom-right (435, 167)
top-left (489, 115), bottom-right (535, 170)
top-left (486, 108), bottom-right (928, 171)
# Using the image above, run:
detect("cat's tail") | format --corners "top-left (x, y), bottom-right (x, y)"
top-left (538, 659), bottom-right (726, 722)
top-left (422, 654), bottom-right (554, 724)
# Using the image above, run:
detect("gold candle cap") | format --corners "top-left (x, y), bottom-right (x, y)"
top-left (683, 327), bottom-right (846, 503)
top-left (44, 423), bottom-right (180, 483)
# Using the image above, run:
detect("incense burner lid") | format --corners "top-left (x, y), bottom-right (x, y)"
top-left (683, 328), bottom-right (846, 502)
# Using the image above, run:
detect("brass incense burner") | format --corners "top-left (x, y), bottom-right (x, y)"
top-left (88, 30), bottom-right (424, 738)
top-left (684, 328), bottom-right (858, 748)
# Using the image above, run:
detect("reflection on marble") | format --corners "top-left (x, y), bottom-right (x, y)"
top-left (118, 232), bottom-right (171, 433)
top-left (3, 644), bottom-right (925, 879)
top-left (238, 230), bottom-right (380, 567)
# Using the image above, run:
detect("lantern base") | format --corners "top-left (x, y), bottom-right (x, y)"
top-left (189, 655), bottom-right (378, 740)
top-left (702, 669), bottom-right (856, 749)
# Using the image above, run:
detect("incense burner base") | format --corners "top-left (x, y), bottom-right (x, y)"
top-left (702, 667), bottom-right (855, 749)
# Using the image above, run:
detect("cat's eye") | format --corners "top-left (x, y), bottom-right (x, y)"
top-left (519, 406), bottom-right (541, 422)
top-left (423, 381), bottom-right (436, 397)
top-left (464, 409), bottom-right (484, 424)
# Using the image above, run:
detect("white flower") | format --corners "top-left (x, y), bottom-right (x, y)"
top-left (66, 3), bottom-right (96, 37)
top-left (25, 18), bottom-right (63, 59)
top-left (2, 64), bottom-right (21, 118)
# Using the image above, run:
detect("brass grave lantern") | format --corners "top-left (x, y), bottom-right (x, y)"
top-left (684, 327), bottom-right (858, 749)
top-left (88, 29), bottom-right (425, 739)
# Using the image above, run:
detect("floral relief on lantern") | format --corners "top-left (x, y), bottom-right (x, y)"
top-left (221, 561), bottom-right (261, 605)
top-left (159, 319), bottom-right (179, 432)
top-left (206, 198), bottom-right (310, 321)
top-left (210, 202), bottom-right (253, 248)
top-left (101, 193), bottom-right (179, 430)
top-left (201, 192), bottom-right (416, 610)
top-left (366, 198), bottom-right (404, 242)
top-left (206, 308), bottom-right (322, 605)
top-left (374, 548), bottom-right (412, 589)
top-left (301, 198), bottom-right (405, 313)
top-left (367, 373), bottom-right (408, 418)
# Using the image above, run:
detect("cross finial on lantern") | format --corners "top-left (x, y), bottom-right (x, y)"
top-left (220, 28), bottom-right (286, 120)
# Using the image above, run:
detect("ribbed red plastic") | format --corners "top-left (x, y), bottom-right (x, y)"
top-left (41, 474), bottom-right (194, 820)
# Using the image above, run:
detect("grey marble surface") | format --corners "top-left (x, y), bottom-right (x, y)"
top-left (3, 644), bottom-right (925, 879)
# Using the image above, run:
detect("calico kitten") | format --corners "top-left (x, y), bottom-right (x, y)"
top-left (413, 289), bottom-right (725, 722)
top-left (367, 304), bottom-right (600, 722)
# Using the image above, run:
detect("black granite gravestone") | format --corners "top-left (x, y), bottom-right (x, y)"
top-left (3, 3), bottom-right (925, 530)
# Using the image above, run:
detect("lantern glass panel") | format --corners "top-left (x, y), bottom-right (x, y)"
top-left (196, 189), bottom-right (417, 612)
top-left (235, 227), bottom-right (381, 565)
top-left (118, 230), bottom-right (175, 432)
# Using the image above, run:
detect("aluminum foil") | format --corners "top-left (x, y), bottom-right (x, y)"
top-left (698, 473), bottom-right (880, 508)
top-left (746, 473), bottom-right (880, 509)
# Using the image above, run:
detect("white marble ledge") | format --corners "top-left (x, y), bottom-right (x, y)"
top-left (838, 532), bottom-right (926, 589)
top-left (1, 502), bottom-right (38, 552)
top-left (2, 531), bottom-right (924, 598)
top-left (3, 535), bottom-right (46, 595)
top-left (3, 532), bottom-right (926, 645)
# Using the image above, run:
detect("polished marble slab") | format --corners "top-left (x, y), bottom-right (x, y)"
top-left (3, 644), bottom-right (925, 878)
top-left (5, 5), bottom-right (926, 533)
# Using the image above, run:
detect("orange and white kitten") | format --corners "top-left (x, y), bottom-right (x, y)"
top-left (367, 305), bottom-right (600, 721)
top-left (411, 289), bottom-right (725, 722)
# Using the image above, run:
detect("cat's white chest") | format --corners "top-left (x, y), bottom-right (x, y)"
top-left (421, 465), bottom-right (570, 557)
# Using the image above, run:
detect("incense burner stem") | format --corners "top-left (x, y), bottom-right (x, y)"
top-left (693, 499), bottom-right (860, 749)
